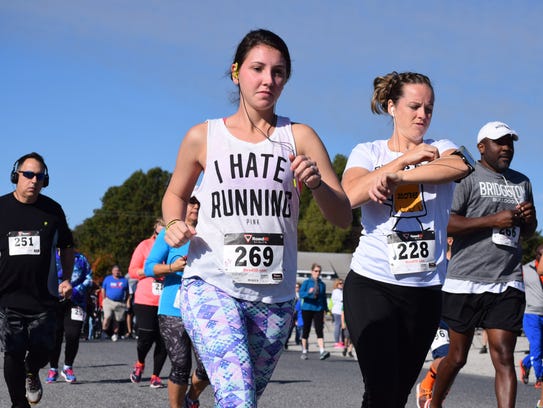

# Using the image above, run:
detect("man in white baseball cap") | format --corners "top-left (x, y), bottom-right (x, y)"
top-left (477, 121), bottom-right (519, 143)
top-left (430, 120), bottom-right (537, 408)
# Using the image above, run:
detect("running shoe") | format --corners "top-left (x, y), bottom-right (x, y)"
top-left (319, 351), bottom-right (330, 360)
top-left (25, 373), bottom-right (43, 404)
top-left (61, 367), bottom-right (77, 383)
top-left (46, 368), bottom-right (58, 383)
top-left (536, 378), bottom-right (542, 389)
top-left (416, 382), bottom-right (432, 408)
top-left (536, 399), bottom-right (543, 408)
top-left (300, 353), bottom-right (308, 360)
top-left (111, 333), bottom-right (119, 342)
top-left (130, 361), bottom-right (145, 383)
top-left (520, 359), bottom-right (530, 384)
top-left (184, 395), bottom-right (200, 408)
top-left (149, 374), bottom-right (164, 388)
top-left (334, 342), bottom-right (344, 349)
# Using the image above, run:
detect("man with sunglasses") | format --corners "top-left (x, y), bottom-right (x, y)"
top-left (0, 152), bottom-right (74, 407)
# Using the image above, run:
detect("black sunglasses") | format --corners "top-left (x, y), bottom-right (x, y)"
top-left (18, 171), bottom-right (46, 181)
top-left (189, 197), bottom-right (200, 205)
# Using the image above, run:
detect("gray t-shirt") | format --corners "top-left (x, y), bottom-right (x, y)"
top-left (447, 162), bottom-right (533, 283)
top-left (523, 261), bottom-right (543, 315)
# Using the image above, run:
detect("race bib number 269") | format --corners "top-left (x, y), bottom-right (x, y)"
top-left (223, 233), bottom-right (284, 284)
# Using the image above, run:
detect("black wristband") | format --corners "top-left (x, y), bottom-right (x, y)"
top-left (307, 179), bottom-right (322, 190)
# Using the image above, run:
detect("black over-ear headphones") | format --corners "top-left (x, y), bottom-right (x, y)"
top-left (10, 152), bottom-right (49, 187)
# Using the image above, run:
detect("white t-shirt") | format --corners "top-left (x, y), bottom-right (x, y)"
top-left (344, 138), bottom-right (456, 287)
top-left (331, 288), bottom-right (343, 315)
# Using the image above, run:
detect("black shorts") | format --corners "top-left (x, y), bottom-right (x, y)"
top-left (133, 303), bottom-right (159, 331)
top-left (442, 287), bottom-right (525, 334)
top-left (0, 307), bottom-right (56, 354)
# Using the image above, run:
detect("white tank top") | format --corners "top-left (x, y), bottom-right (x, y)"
top-left (184, 116), bottom-right (300, 303)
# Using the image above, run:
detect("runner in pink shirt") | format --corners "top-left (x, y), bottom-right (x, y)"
top-left (128, 218), bottom-right (167, 389)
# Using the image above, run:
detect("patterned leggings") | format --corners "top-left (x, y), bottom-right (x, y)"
top-left (181, 278), bottom-right (295, 408)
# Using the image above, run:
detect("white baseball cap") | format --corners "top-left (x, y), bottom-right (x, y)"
top-left (477, 121), bottom-right (519, 143)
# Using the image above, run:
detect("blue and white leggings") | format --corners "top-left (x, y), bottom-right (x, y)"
top-left (180, 278), bottom-right (295, 408)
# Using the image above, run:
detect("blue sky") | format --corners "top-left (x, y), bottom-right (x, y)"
top-left (1, 1), bottom-right (542, 229)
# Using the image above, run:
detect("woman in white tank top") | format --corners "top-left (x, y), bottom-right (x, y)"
top-left (162, 29), bottom-right (351, 408)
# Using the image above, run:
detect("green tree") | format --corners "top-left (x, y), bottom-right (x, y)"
top-left (74, 167), bottom-right (170, 280)
top-left (298, 198), bottom-right (351, 252)
top-left (522, 230), bottom-right (543, 265)
top-left (298, 154), bottom-right (359, 253)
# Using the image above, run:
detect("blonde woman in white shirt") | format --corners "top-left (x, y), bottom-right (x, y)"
top-left (342, 71), bottom-right (471, 408)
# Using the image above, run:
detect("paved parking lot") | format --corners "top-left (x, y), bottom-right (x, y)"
top-left (0, 326), bottom-right (540, 407)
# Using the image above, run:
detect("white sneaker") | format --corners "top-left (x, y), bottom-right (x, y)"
top-left (111, 334), bottom-right (119, 342)
top-left (319, 351), bottom-right (330, 360)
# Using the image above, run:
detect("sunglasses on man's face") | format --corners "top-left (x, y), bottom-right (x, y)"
top-left (18, 171), bottom-right (46, 181)
top-left (189, 197), bottom-right (200, 205)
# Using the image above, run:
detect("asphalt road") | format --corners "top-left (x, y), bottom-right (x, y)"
top-left (0, 333), bottom-right (541, 407)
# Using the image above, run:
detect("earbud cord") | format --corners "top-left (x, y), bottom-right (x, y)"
top-left (392, 113), bottom-right (402, 162)
top-left (238, 89), bottom-right (296, 155)
top-left (240, 92), bottom-right (276, 140)
top-left (239, 88), bottom-right (300, 200)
